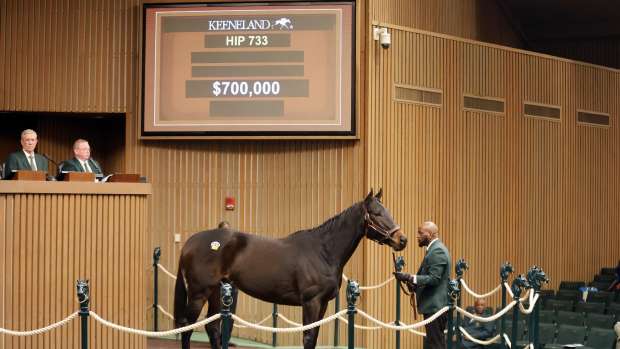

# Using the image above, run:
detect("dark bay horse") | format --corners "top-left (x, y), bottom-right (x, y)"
top-left (174, 189), bottom-right (407, 349)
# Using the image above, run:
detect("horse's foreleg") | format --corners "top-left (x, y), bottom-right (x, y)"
top-left (302, 299), bottom-right (329, 349)
top-left (181, 296), bottom-right (207, 349)
top-left (205, 290), bottom-right (223, 349)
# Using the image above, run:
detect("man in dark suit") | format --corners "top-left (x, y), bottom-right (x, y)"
top-left (462, 299), bottom-right (494, 349)
top-left (3, 129), bottom-right (49, 179)
top-left (60, 139), bottom-right (103, 175)
top-left (394, 221), bottom-right (451, 349)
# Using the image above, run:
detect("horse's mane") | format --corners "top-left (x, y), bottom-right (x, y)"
top-left (285, 201), bottom-right (363, 239)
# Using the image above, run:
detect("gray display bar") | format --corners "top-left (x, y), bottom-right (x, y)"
top-left (205, 34), bottom-right (291, 48)
top-left (210, 100), bottom-right (284, 117)
top-left (186, 79), bottom-right (309, 98)
top-left (192, 65), bottom-right (304, 77)
top-left (162, 14), bottom-right (336, 33)
top-left (192, 51), bottom-right (304, 63)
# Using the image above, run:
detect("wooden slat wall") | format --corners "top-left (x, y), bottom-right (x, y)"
top-left (366, 23), bottom-right (620, 349)
top-left (0, 0), bottom-right (136, 112)
top-left (368, 0), bottom-right (523, 47)
top-left (3, 0), bottom-right (620, 347)
top-left (0, 193), bottom-right (147, 349)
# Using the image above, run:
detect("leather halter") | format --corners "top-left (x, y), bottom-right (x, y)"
top-left (363, 211), bottom-right (401, 245)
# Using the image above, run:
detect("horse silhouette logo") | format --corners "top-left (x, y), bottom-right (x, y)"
top-left (274, 17), bottom-right (293, 30)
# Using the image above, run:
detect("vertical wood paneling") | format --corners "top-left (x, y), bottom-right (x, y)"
top-left (0, 191), bottom-right (148, 349)
top-left (366, 24), bottom-right (620, 349)
top-left (0, 0), bottom-right (134, 112)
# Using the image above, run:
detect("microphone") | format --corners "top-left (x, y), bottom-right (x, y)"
top-left (41, 153), bottom-right (60, 169)
top-left (41, 153), bottom-right (61, 180)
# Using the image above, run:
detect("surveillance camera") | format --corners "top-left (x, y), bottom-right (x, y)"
top-left (380, 31), bottom-right (391, 49)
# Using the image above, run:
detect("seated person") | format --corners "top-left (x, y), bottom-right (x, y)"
top-left (3, 129), bottom-right (48, 179)
top-left (462, 299), bottom-right (495, 349)
top-left (60, 139), bottom-right (103, 175)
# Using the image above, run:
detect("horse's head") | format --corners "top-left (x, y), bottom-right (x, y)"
top-left (362, 189), bottom-right (407, 251)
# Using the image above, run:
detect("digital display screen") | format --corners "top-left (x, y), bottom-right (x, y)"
top-left (141, 2), bottom-right (355, 137)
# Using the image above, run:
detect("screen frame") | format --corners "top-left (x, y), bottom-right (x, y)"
top-left (139, 1), bottom-right (357, 139)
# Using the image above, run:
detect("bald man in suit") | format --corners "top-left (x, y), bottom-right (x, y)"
top-left (394, 221), bottom-right (451, 349)
top-left (60, 139), bottom-right (103, 175)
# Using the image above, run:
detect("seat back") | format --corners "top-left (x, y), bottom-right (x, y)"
top-left (594, 274), bottom-right (616, 283)
top-left (590, 281), bottom-right (612, 290)
top-left (554, 324), bottom-right (587, 345)
top-left (539, 309), bottom-right (556, 324)
top-left (557, 289), bottom-right (581, 302)
top-left (585, 313), bottom-right (616, 329)
top-left (575, 301), bottom-right (606, 314)
top-left (556, 310), bottom-right (584, 326)
top-left (538, 322), bottom-right (556, 346)
top-left (545, 299), bottom-right (575, 312)
top-left (559, 281), bottom-right (586, 290)
top-left (606, 302), bottom-right (620, 317)
top-left (585, 327), bottom-right (616, 349)
top-left (503, 319), bottom-right (526, 341)
top-left (588, 291), bottom-right (614, 305)
top-left (600, 267), bottom-right (616, 276)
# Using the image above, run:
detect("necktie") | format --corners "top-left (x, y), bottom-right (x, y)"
top-left (84, 161), bottom-right (92, 173)
top-left (28, 155), bottom-right (36, 170)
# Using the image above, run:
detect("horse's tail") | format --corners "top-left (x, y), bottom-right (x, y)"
top-left (173, 264), bottom-right (188, 328)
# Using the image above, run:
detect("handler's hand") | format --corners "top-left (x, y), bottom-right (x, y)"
top-left (393, 271), bottom-right (413, 283)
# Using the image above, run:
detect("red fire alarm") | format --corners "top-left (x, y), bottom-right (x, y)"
top-left (225, 197), bottom-right (235, 210)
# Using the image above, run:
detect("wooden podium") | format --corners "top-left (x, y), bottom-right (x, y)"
top-left (13, 170), bottom-right (46, 181)
top-left (107, 173), bottom-right (140, 183)
top-left (63, 172), bottom-right (96, 182)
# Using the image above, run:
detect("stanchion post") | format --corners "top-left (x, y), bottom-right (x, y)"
top-left (272, 303), bottom-right (278, 347)
top-left (454, 258), bottom-right (468, 349)
top-left (510, 275), bottom-right (527, 347)
top-left (394, 256), bottom-right (405, 349)
top-left (526, 266), bottom-right (549, 349)
top-left (500, 262), bottom-right (514, 349)
top-left (76, 280), bottom-right (90, 349)
top-left (334, 293), bottom-right (340, 348)
top-left (346, 280), bottom-right (360, 349)
top-left (153, 247), bottom-right (161, 331)
top-left (447, 279), bottom-right (460, 349)
top-left (221, 282), bottom-right (234, 349)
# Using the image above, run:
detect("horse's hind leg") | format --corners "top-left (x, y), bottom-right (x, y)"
top-left (180, 296), bottom-right (207, 349)
top-left (205, 290), bottom-right (223, 349)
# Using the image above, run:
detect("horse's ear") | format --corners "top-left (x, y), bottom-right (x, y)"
top-left (365, 189), bottom-right (374, 202)
top-left (375, 188), bottom-right (383, 200)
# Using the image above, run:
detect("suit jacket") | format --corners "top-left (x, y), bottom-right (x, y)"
top-left (3, 151), bottom-right (49, 179)
top-left (414, 239), bottom-right (451, 314)
top-left (60, 157), bottom-right (103, 175)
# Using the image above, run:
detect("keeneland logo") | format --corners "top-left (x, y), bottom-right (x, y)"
top-left (207, 17), bottom-right (293, 31)
top-left (274, 17), bottom-right (293, 30)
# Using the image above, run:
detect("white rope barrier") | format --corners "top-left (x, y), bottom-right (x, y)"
top-left (356, 306), bottom-right (449, 330)
top-left (89, 311), bottom-right (221, 337)
top-left (157, 305), bottom-right (175, 320)
top-left (231, 310), bottom-right (347, 333)
top-left (157, 266), bottom-right (394, 291)
top-left (341, 274), bottom-right (395, 291)
top-left (503, 333), bottom-right (512, 348)
top-left (518, 292), bottom-right (539, 314)
top-left (459, 326), bottom-right (501, 345)
top-left (503, 283), bottom-right (530, 302)
top-left (336, 315), bottom-right (383, 331)
top-left (456, 301), bottom-right (517, 322)
top-left (157, 264), bottom-right (177, 280)
top-left (276, 314), bottom-right (302, 327)
top-left (234, 314), bottom-right (273, 328)
top-left (460, 280), bottom-right (502, 298)
top-left (0, 311), bottom-right (79, 336)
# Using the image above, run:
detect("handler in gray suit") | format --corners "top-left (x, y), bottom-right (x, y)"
top-left (394, 221), bottom-right (451, 349)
